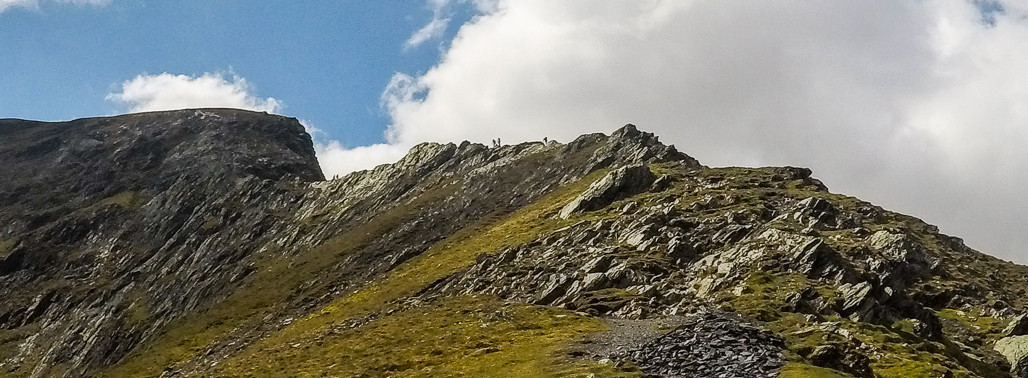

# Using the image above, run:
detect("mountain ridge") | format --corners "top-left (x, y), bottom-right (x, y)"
top-left (1, 109), bottom-right (1027, 377)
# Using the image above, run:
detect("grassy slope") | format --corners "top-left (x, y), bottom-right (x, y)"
top-left (105, 183), bottom-right (460, 376)
top-left (103, 163), bottom-right (1024, 377)
top-left (218, 294), bottom-right (628, 377)
top-left (213, 168), bottom-right (618, 376)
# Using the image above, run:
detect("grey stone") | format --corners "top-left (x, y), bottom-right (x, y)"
top-left (558, 164), bottom-right (657, 219)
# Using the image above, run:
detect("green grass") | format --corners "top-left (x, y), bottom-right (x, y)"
top-left (779, 363), bottom-right (852, 378)
top-left (720, 271), bottom-right (812, 322)
top-left (937, 308), bottom-right (1010, 335)
top-left (216, 295), bottom-right (634, 377)
top-left (214, 169), bottom-right (612, 374)
top-left (107, 166), bottom-right (611, 376)
top-left (0, 237), bottom-right (15, 258)
top-left (104, 183), bottom-right (461, 376)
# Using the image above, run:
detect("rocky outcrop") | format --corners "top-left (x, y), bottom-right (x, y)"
top-left (1006, 314), bottom-right (1028, 337)
top-left (996, 336), bottom-right (1028, 377)
top-left (558, 164), bottom-right (656, 219)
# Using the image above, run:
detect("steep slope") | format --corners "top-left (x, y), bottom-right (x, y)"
top-left (2, 109), bottom-right (1028, 377)
top-left (0, 109), bottom-right (323, 376)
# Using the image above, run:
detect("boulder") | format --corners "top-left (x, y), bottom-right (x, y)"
top-left (558, 165), bottom-right (656, 219)
top-left (995, 335), bottom-right (1028, 377)
top-left (806, 343), bottom-right (873, 378)
top-left (1006, 314), bottom-right (1028, 337)
top-left (837, 282), bottom-right (880, 322)
top-left (791, 239), bottom-right (852, 282)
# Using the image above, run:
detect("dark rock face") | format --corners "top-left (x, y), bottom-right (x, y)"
top-left (625, 311), bottom-right (785, 377)
top-left (0, 109), bottom-right (324, 375)
top-left (1006, 314), bottom-right (1028, 337)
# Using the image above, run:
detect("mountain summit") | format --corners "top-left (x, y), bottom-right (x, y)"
top-left (1, 109), bottom-right (1027, 377)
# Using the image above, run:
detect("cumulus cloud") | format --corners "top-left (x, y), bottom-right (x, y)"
top-left (107, 72), bottom-right (282, 113)
top-left (357, 0), bottom-right (1028, 261)
top-left (0, 0), bottom-right (110, 14)
top-left (313, 141), bottom-right (410, 178)
top-left (301, 120), bottom-right (408, 179)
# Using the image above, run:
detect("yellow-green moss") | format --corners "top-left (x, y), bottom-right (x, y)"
top-left (215, 295), bottom-right (634, 377)
top-left (215, 169), bottom-right (612, 373)
top-left (937, 308), bottom-right (1010, 335)
top-left (720, 271), bottom-right (811, 322)
top-left (123, 292), bottom-right (150, 326)
top-left (0, 238), bottom-right (15, 258)
top-left (779, 362), bottom-right (852, 378)
top-left (105, 183), bottom-right (461, 376)
top-left (75, 191), bottom-right (143, 216)
top-left (108, 168), bottom-right (613, 376)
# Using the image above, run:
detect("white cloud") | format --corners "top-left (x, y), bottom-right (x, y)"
top-left (404, 0), bottom-right (454, 50)
top-left (300, 120), bottom-right (408, 179)
top-left (313, 141), bottom-right (409, 179)
top-left (107, 72), bottom-right (282, 113)
top-left (405, 16), bottom-right (450, 50)
top-left (357, 0), bottom-right (1028, 261)
top-left (0, 0), bottom-right (110, 14)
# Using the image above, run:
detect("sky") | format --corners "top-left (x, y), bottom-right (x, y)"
top-left (2, 0), bottom-right (1028, 263)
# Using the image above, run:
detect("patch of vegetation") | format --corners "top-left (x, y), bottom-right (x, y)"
top-left (779, 362), bottom-right (852, 378)
top-left (216, 295), bottom-right (632, 377)
top-left (720, 271), bottom-right (811, 322)
top-left (75, 190), bottom-right (144, 216)
top-left (0, 237), bottom-right (15, 258)
top-left (714, 270), bottom-right (993, 377)
top-left (214, 169), bottom-right (613, 374)
top-left (937, 308), bottom-right (1010, 336)
top-left (122, 288), bottom-right (151, 326)
top-left (100, 191), bottom-right (143, 208)
top-left (0, 324), bottom-right (41, 377)
top-left (105, 183), bottom-right (461, 376)
top-left (108, 167), bottom-right (614, 376)
top-left (200, 216), bottom-right (221, 231)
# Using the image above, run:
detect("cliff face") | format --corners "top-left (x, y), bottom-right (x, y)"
top-left (0, 109), bottom-right (323, 375)
top-left (1, 110), bottom-right (1027, 377)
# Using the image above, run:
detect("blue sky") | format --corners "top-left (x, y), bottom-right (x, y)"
top-left (0, 0), bottom-right (472, 147)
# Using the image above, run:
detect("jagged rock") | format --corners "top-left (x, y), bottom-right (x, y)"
top-left (537, 274), bottom-right (572, 305)
top-left (650, 174), bottom-right (675, 192)
top-left (582, 255), bottom-right (615, 274)
top-left (581, 273), bottom-right (610, 292)
top-left (791, 239), bottom-right (852, 282)
top-left (666, 237), bottom-right (696, 263)
top-left (838, 282), bottom-right (880, 322)
top-left (558, 164), bottom-right (656, 219)
top-left (782, 288), bottom-right (829, 316)
top-left (1006, 314), bottom-right (1028, 337)
top-left (995, 336), bottom-right (1028, 377)
top-left (806, 343), bottom-right (873, 378)
top-left (795, 197), bottom-right (838, 228)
